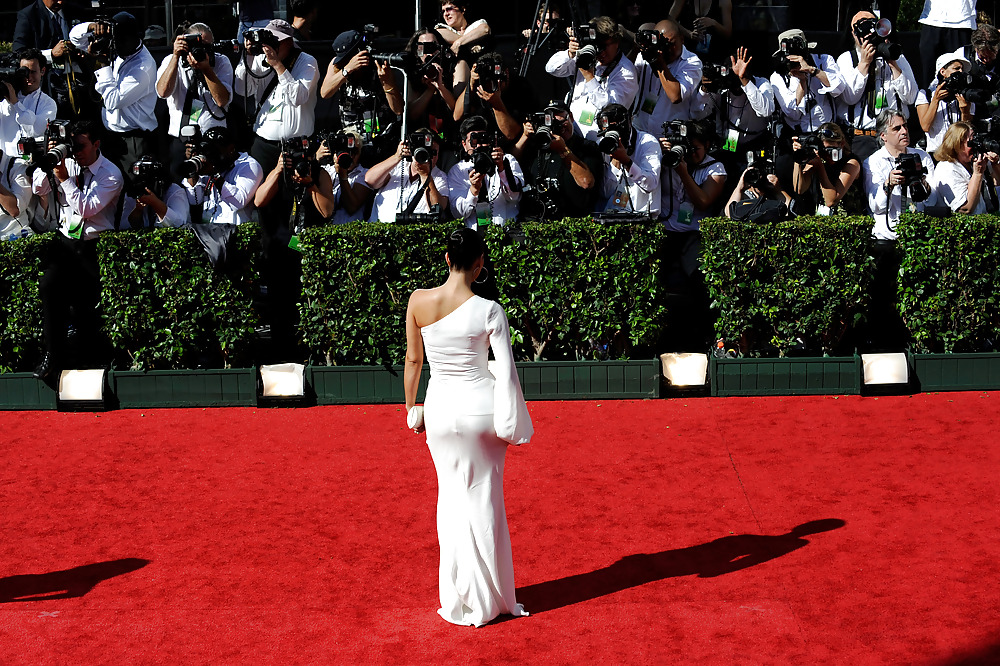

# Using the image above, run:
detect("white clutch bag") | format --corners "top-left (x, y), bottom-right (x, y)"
top-left (406, 405), bottom-right (425, 430)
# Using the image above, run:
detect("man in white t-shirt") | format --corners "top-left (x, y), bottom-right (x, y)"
top-left (595, 103), bottom-right (661, 217)
top-left (319, 130), bottom-right (372, 226)
top-left (630, 19), bottom-right (702, 138)
top-left (917, 0), bottom-right (976, 87)
top-left (365, 130), bottom-right (450, 223)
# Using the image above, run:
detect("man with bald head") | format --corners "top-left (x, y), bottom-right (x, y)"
top-left (631, 18), bottom-right (703, 136)
top-left (835, 10), bottom-right (917, 161)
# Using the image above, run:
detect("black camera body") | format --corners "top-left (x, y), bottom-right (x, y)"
top-left (661, 120), bottom-right (691, 168)
top-left (86, 19), bottom-right (116, 61)
top-left (0, 53), bottom-right (30, 95)
top-left (852, 17), bottom-right (902, 61)
top-left (179, 125), bottom-right (213, 178)
top-left (894, 152), bottom-right (931, 202)
top-left (246, 28), bottom-right (280, 56)
top-left (477, 63), bottom-right (507, 94)
top-left (574, 24), bottom-right (600, 71)
top-left (26, 119), bottom-right (74, 173)
top-left (635, 29), bottom-right (665, 62)
top-left (469, 130), bottom-right (497, 175)
top-left (969, 118), bottom-right (1000, 158)
top-left (529, 111), bottom-right (566, 149)
top-left (407, 132), bottom-right (435, 164)
top-left (281, 136), bottom-right (314, 179)
top-left (180, 34), bottom-right (239, 66)
top-left (322, 131), bottom-right (358, 169)
top-left (702, 63), bottom-right (741, 93)
top-left (744, 148), bottom-right (775, 188)
top-left (793, 132), bottom-right (827, 163)
top-left (127, 156), bottom-right (167, 199)
top-left (522, 177), bottom-right (562, 220)
top-left (773, 37), bottom-right (810, 73)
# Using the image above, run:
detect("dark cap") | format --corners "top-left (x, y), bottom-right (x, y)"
top-left (332, 30), bottom-right (364, 68)
top-left (544, 99), bottom-right (571, 114)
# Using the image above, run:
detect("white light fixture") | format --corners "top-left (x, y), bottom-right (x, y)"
top-left (660, 352), bottom-right (710, 387)
top-left (58, 369), bottom-right (106, 406)
top-left (260, 363), bottom-right (305, 397)
top-left (862, 353), bottom-right (909, 385)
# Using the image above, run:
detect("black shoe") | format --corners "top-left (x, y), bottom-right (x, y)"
top-left (33, 352), bottom-right (56, 380)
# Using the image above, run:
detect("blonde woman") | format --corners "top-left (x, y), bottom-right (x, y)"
top-left (932, 121), bottom-right (1000, 215)
top-left (790, 122), bottom-right (861, 215)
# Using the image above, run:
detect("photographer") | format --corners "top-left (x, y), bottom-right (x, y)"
top-left (691, 46), bottom-right (774, 174)
top-left (631, 19), bottom-right (703, 137)
top-left (447, 115), bottom-right (524, 228)
top-left (454, 52), bottom-right (536, 143)
top-left (29, 119), bottom-right (123, 380)
top-left (120, 155), bottom-right (190, 229)
top-left (931, 121), bottom-right (1000, 214)
top-left (92, 12), bottom-right (158, 179)
top-left (405, 29), bottom-right (459, 140)
top-left (253, 135), bottom-right (335, 359)
top-left (318, 130), bottom-right (373, 225)
top-left (597, 103), bottom-right (661, 215)
top-left (235, 19), bottom-right (319, 175)
top-left (863, 109), bottom-right (935, 242)
top-left (660, 118), bottom-right (726, 231)
top-left (0, 48), bottom-right (57, 232)
top-left (515, 100), bottom-right (602, 220)
top-left (835, 11), bottom-right (917, 162)
top-left (320, 29), bottom-right (402, 166)
top-left (915, 54), bottom-right (974, 154)
top-left (545, 16), bottom-right (638, 138)
top-left (365, 129), bottom-right (450, 223)
top-left (156, 23), bottom-right (234, 179)
top-left (790, 123), bottom-right (861, 216)
top-left (182, 126), bottom-right (264, 226)
top-left (770, 29), bottom-right (844, 134)
top-left (948, 25), bottom-right (1000, 122)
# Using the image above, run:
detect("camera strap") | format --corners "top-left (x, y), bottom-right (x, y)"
top-left (404, 174), bottom-right (432, 215)
top-left (254, 50), bottom-right (301, 120)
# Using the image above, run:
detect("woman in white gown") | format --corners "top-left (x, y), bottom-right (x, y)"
top-left (404, 228), bottom-right (533, 627)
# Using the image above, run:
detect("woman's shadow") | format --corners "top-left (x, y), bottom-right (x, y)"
top-left (0, 558), bottom-right (150, 603)
top-left (517, 519), bottom-right (845, 614)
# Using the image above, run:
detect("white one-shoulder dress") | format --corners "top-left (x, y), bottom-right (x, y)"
top-left (420, 295), bottom-right (533, 627)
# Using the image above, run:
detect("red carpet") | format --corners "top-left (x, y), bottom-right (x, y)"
top-left (1, 394), bottom-right (998, 664)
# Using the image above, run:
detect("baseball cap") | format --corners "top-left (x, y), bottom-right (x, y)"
top-left (776, 29), bottom-right (817, 51)
top-left (263, 19), bottom-right (296, 44)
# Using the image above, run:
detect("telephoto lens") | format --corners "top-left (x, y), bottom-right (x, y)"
top-left (598, 130), bottom-right (620, 154)
top-left (180, 154), bottom-right (209, 178)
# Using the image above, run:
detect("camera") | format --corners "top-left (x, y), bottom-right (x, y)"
top-left (17, 136), bottom-right (44, 162)
top-left (180, 34), bottom-right (239, 66)
top-left (852, 17), bottom-right (902, 62)
top-left (86, 19), bottom-right (116, 60)
top-left (702, 63), bottom-right (740, 93)
top-left (245, 28), bottom-right (280, 55)
top-left (281, 136), bottom-right (314, 179)
top-left (0, 53), bottom-right (30, 95)
top-left (661, 120), bottom-right (691, 168)
top-left (939, 70), bottom-right (998, 106)
top-left (469, 130), bottom-right (497, 175)
top-left (894, 152), bottom-right (930, 202)
top-left (772, 36), bottom-right (810, 73)
top-left (573, 24), bottom-right (600, 70)
top-left (476, 62), bottom-right (506, 94)
top-left (635, 29), bottom-right (663, 59)
top-left (179, 125), bottom-right (212, 178)
top-left (127, 156), bottom-right (167, 199)
top-left (529, 111), bottom-right (566, 149)
top-left (372, 51), bottom-right (415, 69)
top-left (596, 107), bottom-right (630, 155)
top-left (969, 119), bottom-right (1000, 158)
top-left (325, 132), bottom-right (358, 169)
top-left (793, 127), bottom-right (842, 164)
top-left (26, 119), bottom-right (74, 173)
top-left (522, 177), bottom-right (561, 220)
top-left (744, 148), bottom-right (775, 188)
top-left (407, 132), bottom-right (435, 164)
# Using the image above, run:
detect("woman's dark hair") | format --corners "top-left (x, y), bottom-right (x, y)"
top-left (447, 227), bottom-right (486, 271)
top-left (406, 27), bottom-right (448, 55)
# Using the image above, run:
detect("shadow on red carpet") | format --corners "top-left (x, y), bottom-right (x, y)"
top-left (0, 558), bottom-right (149, 603)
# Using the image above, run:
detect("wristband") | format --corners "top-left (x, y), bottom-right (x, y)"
top-left (560, 149), bottom-right (572, 158)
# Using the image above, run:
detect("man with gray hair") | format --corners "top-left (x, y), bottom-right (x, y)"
top-left (156, 23), bottom-right (234, 179)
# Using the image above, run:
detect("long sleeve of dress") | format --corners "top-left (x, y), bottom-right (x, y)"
top-left (486, 302), bottom-right (533, 445)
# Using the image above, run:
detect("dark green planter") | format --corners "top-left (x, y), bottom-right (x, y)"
top-left (911, 353), bottom-right (1000, 392)
top-left (0, 373), bottom-right (58, 410)
top-left (308, 365), bottom-right (430, 405)
top-left (517, 360), bottom-right (660, 400)
top-left (711, 356), bottom-right (861, 397)
top-left (111, 368), bottom-right (257, 408)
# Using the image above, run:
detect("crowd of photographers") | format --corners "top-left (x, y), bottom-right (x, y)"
top-left (0, 0), bottom-right (991, 374)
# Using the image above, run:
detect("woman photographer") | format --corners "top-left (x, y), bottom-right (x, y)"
top-left (915, 54), bottom-right (973, 154)
top-left (405, 28), bottom-right (459, 140)
top-left (931, 121), bottom-right (1000, 214)
top-left (659, 119), bottom-right (727, 232)
top-left (790, 122), bottom-right (861, 215)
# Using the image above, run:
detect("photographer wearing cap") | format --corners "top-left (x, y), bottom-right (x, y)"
top-left (156, 23), bottom-right (234, 180)
top-left (545, 16), bottom-right (638, 138)
top-left (235, 19), bottom-right (319, 175)
top-left (365, 129), bottom-right (450, 223)
top-left (30, 119), bottom-right (122, 380)
top-left (92, 12), bottom-right (157, 181)
top-left (182, 126), bottom-right (264, 226)
top-left (835, 11), bottom-right (917, 162)
top-left (0, 47), bottom-right (57, 234)
top-left (317, 130), bottom-right (373, 225)
top-left (631, 19), bottom-right (702, 136)
top-left (915, 54), bottom-right (973, 154)
top-left (515, 100), bottom-right (602, 220)
top-left (917, 0), bottom-right (976, 92)
top-left (947, 24), bottom-right (1000, 121)
top-left (596, 102), bottom-right (661, 216)
top-left (448, 115), bottom-right (524, 228)
top-left (121, 155), bottom-right (191, 230)
top-left (770, 29), bottom-right (844, 134)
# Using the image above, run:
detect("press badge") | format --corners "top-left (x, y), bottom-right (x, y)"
top-left (640, 94), bottom-right (657, 115)
top-left (475, 201), bottom-right (491, 227)
top-left (188, 99), bottom-right (205, 125)
top-left (723, 128), bottom-right (740, 152)
top-left (288, 235), bottom-right (302, 252)
top-left (65, 212), bottom-right (84, 240)
top-left (677, 202), bottom-right (694, 226)
top-left (816, 204), bottom-right (832, 216)
top-left (875, 91), bottom-right (886, 111)
top-left (577, 105), bottom-right (597, 126)
top-left (612, 183), bottom-right (630, 209)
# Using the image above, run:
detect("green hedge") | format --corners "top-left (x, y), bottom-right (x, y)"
top-left (700, 216), bottom-right (875, 357)
top-left (0, 233), bottom-right (48, 373)
top-left (897, 213), bottom-right (1000, 353)
top-left (298, 220), bottom-right (670, 364)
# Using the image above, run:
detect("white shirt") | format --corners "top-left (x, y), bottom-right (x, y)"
top-left (690, 76), bottom-right (774, 148)
top-left (447, 155), bottom-right (524, 227)
top-left (93, 46), bottom-right (158, 133)
top-left (835, 51), bottom-right (918, 129)
top-left (863, 146), bottom-right (936, 240)
top-left (770, 54), bottom-right (845, 132)
top-left (660, 154), bottom-right (727, 232)
top-left (632, 48), bottom-right (703, 136)
top-left (183, 152), bottom-right (263, 225)
top-left (931, 159), bottom-right (993, 214)
top-left (120, 184), bottom-right (192, 229)
top-left (31, 153), bottom-right (123, 240)
top-left (919, 0), bottom-right (977, 29)
top-left (325, 163), bottom-right (370, 225)
top-left (915, 85), bottom-right (971, 153)
top-left (368, 163), bottom-right (450, 223)
top-left (157, 54), bottom-right (234, 138)
top-left (235, 51), bottom-right (319, 141)
top-left (545, 48), bottom-right (638, 138)
top-left (600, 128), bottom-right (662, 216)
top-left (0, 88), bottom-right (58, 156)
